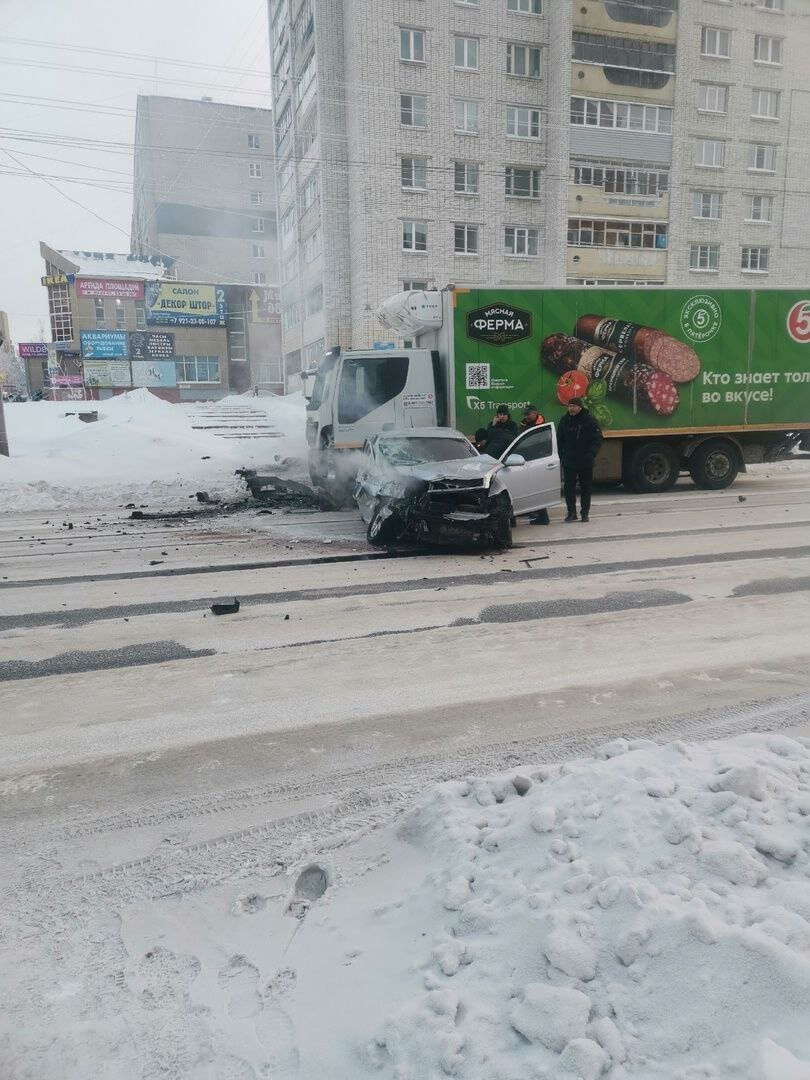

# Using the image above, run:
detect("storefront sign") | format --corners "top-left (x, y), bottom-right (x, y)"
top-left (49, 374), bottom-right (84, 387)
top-left (248, 287), bottom-right (282, 323)
top-left (18, 342), bottom-right (49, 358)
top-left (80, 330), bottom-right (129, 359)
top-left (41, 274), bottom-right (74, 287)
top-left (128, 331), bottom-right (174, 360)
top-left (145, 282), bottom-right (227, 327)
top-left (76, 278), bottom-right (144, 300)
top-left (131, 361), bottom-right (177, 388)
top-left (83, 360), bottom-right (132, 387)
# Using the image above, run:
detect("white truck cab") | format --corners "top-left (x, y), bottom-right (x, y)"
top-left (305, 344), bottom-right (443, 494)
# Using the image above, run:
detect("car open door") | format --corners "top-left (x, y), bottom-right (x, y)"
top-left (498, 424), bottom-right (561, 515)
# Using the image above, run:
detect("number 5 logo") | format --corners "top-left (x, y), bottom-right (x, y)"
top-left (787, 301), bottom-right (810, 342)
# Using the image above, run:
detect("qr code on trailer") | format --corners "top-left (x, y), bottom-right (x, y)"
top-left (466, 363), bottom-right (490, 390)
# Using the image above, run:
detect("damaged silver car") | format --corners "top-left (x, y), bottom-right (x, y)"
top-left (354, 426), bottom-right (561, 549)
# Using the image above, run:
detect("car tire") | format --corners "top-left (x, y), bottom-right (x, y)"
top-left (493, 514), bottom-right (513, 550)
top-left (625, 441), bottom-right (680, 493)
top-left (367, 508), bottom-right (402, 547)
top-left (688, 439), bottom-right (739, 490)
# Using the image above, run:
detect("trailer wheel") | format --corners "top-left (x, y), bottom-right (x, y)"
top-left (625, 441), bottom-right (680, 493)
top-left (689, 440), bottom-right (739, 489)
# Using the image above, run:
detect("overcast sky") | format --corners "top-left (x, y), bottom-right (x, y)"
top-left (0, 0), bottom-right (271, 344)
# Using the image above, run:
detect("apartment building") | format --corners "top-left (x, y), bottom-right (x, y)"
top-left (668, 0), bottom-right (810, 285)
top-left (131, 95), bottom-right (279, 289)
top-left (269, 0), bottom-right (810, 377)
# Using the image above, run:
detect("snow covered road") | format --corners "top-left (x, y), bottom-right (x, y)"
top-left (1, 464), bottom-right (810, 1078)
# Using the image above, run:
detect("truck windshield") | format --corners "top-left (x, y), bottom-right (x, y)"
top-left (378, 437), bottom-right (477, 466)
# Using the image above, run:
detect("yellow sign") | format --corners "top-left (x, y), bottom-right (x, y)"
top-left (41, 274), bottom-right (69, 286)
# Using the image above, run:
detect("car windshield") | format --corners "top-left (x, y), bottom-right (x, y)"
top-left (377, 436), bottom-right (477, 466)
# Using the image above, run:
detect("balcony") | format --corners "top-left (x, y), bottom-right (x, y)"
top-left (572, 31), bottom-right (675, 103)
top-left (567, 246), bottom-right (668, 278)
top-left (569, 184), bottom-right (669, 219)
top-left (573, 0), bottom-right (677, 43)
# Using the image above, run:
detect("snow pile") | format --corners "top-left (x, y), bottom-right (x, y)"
top-left (0, 390), bottom-right (306, 510)
top-left (291, 734), bottom-right (810, 1079)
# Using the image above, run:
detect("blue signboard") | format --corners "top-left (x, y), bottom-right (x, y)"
top-left (80, 330), bottom-right (129, 359)
top-left (144, 282), bottom-right (227, 327)
top-left (373, 342), bottom-right (396, 350)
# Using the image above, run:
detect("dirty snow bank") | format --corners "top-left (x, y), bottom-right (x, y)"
top-left (0, 390), bottom-right (306, 511)
top-left (286, 733), bottom-right (810, 1079)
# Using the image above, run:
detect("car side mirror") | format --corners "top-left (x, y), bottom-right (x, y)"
top-left (504, 454), bottom-right (525, 467)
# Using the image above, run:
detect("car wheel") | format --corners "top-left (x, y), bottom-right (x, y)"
top-left (689, 440), bottom-right (739, 490)
top-left (493, 514), bottom-right (513, 550)
top-left (367, 507), bottom-right (402, 547)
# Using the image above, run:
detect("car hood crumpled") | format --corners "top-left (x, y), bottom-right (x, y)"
top-left (391, 456), bottom-right (502, 484)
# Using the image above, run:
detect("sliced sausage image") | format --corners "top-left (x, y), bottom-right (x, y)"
top-left (574, 316), bottom-right (700, 384)
top-left (541, 333), bottom-right (680, 417)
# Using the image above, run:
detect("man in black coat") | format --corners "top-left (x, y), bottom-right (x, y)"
top-left (481, 405), bottom-right (519, 459)
top-left (557, 397), bottom-right (603, 522)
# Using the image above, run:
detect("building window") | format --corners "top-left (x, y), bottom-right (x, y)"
top-left (176, 356), bottom-right (221, 383)
top-left (754, 34), bottom-right (783, 64)
top-left (401, 156), bottom-right (427, 190)
top-left (692, 191), bottom-right (722, 219)
top-left (94, 297), bottom-right (105, 326)
top-left (250, 190), bottom-right (263, 206)
top-left (284, 252), bottom-right (299, 282)
top-left (752, 88), bottom-right (780, 119)
top-left (697, 83), bottom-right (728, 113)
top-left (695, 139), bottom-right (725, 168)
top-left (254, 272), bottom-right (267, 284)
top-left (253, 217), bottom-right (265, 233)
top-left (505, 166), bottom-right (541, 198)
top-left (134, 301), bottom-right (146, 330)
top-left (506, 43), bottom-right (541, 78)
top-left (402, 280), bottom-right (429, 291)
top-left (758, 0), bottom-right (784, 9)
top-left (454, 223), bottom-right (480, 254)
top-left (249, 161), bottom-right (263, 178)
top-left (455, 98), bottom-right (479, 133)
top-left (747, 194), bottom-right (773, 222)
top-left (571, 161), bottom-right (669, 197)
top-left (401, 93), bottom-right (427, 127)
top-left (281, 207), bottom-right (296, 244)
top-left (454, 161), bottom-right (479, 194)
top-left (253, 244), bottom-right (266, 258)
top-left (305, 284), bottom-right (323, 315)
top-left (568, 219), bottom-right (668, 249)
top-left (454, 35), bottom-right (479, 69)
top-left (402, 221), bottom-right (428, 251)
top-left (300, 171), bottom-right (319, 211)
top-left (700, 27), bottom-right (731, 58)
top-left (741, 246), bottom-right (769, 272)
top-left (748, 143), bottom-right (776, 172)
top-left (279, 158), bottom-right (294, 192)
top-left (570, 96), bottom-right (672, 134)
top-left (282, 304), bottom-right (301, 331)
top-left (248, 133), bottom-right (261, 149)
top-left (400, 28), bottom-right (425, 63)
top-left (506, 105), bottom-right (541, 138)
top-left (48, 283), bottom-right (73, 342)
top-left (115, 303), bottom-right (126, 330)
top-left (455, 0), bottom-right (479, 6)
top-left (689, 243), bottom-right (720, 271)
top-left (505, 226), bottom-right (541, 256)
top-left (303, 229), bottom-right (322, 263)
top-left (508, 0), bottom-right (542, 12)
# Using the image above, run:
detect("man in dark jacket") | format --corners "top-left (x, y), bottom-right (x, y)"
top-left (482, 405), bottom-right (519, 459)
top-left (557, 397), bottom-right (603, 522)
